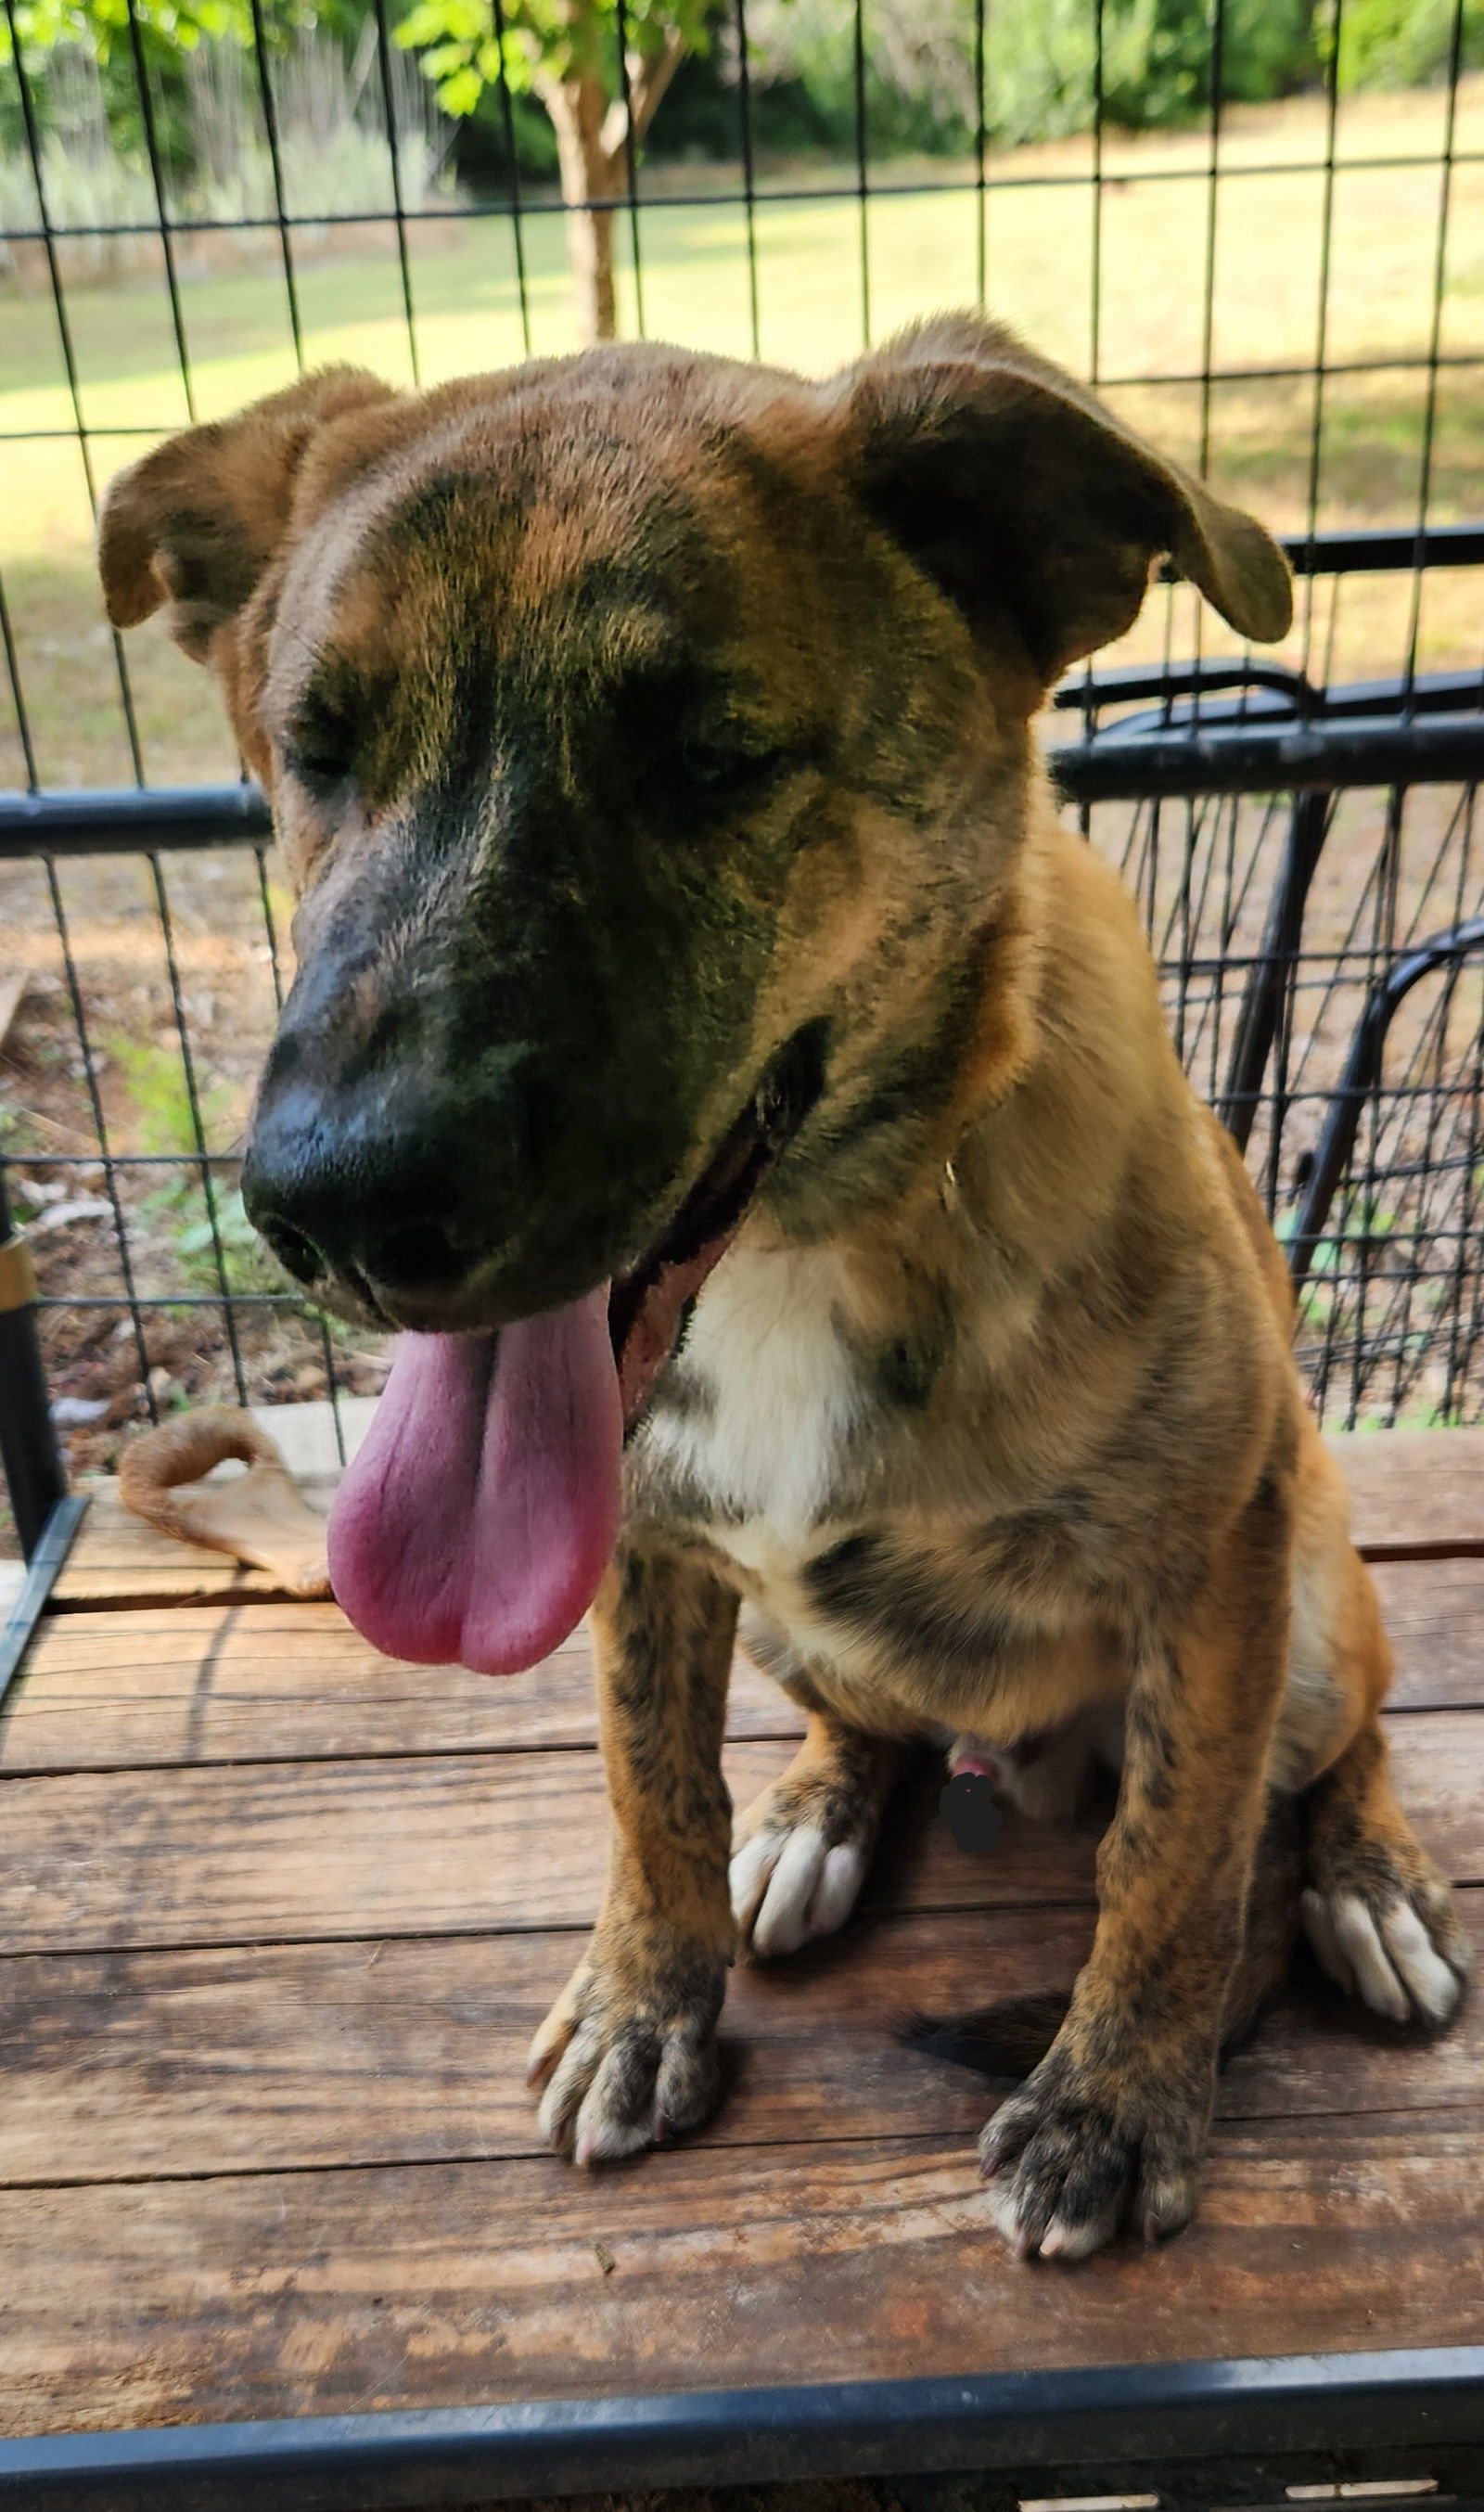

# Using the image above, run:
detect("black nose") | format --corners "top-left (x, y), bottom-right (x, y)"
top-left (252, 1199), bottom-right (473, 1303)
top-left (242, 1078), bottom-right (489, 1311)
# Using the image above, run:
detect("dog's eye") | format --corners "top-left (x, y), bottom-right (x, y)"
top-left (679, 731), bottom-right (789, 794)
top-left (284, 708), bottom-right (359, 797)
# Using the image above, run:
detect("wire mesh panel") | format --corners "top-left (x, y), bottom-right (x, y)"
top-left (3, 0), bottom-right (1484, 1546)
top-left (1, 835), bottom-right (373, 1490)
top-left (4, 0), bottom-right (1483, 793)
top-left (1081, 772), bottom-right (1484, 1428)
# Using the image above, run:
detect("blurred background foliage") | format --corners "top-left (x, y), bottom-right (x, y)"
top-left (3, 0), bottom-right (1481, 336)
top-left (5, 0), bottom-right (1481, 201)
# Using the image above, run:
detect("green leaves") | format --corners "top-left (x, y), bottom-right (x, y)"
top-left (2, 0), bottom-right (254, 70)
top-left (396, 0), bottom-right (534, 109)
top-left (1317, 0), bottom-right (1484, 91)
top-left (394, 0), bottom-right (710, 117)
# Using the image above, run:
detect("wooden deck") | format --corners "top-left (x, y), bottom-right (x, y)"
top-left (2, 1430), bottom-right (1484, 2472)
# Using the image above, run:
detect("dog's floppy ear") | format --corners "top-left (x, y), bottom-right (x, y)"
top-left (98, 366), bottom-right (401, 662)
top-left (833, 314), bottom-right (1292, 683)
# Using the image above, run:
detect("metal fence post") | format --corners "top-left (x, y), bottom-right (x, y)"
top-left (0, 1160), bottom-right (67, 1558)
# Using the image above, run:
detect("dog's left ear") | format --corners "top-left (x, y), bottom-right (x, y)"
top-left (832, 314), bottom-right (1292, 683)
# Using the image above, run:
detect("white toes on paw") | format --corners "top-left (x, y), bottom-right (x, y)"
top-left (1036, 2209), bottom-right (1120, 2264)
top-left (535, 2021), bottom-right (602, 2151)
top-left (983, 2177), bottom-right (1038, 2259)
top-left (569, 2035), bottom-right (656, 2168)
top-left (730, 1825), bottom-right (867, 1958)
top-left (1333, 1895), bottom-right (1411, 2023)
top-left (1377, 1897), bottom-right (1465, 2025)
top-left (570, 2103), bottom-right (655, 2170)
top-left (1301, 1888), bottom-right (1463, 2027)
top-left (982, 2172), bottom-right (1121, 2264)
top-left (536, 2013), bottom-right (721, 2165)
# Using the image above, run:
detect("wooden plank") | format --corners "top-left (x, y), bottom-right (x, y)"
top-left (58, 1431), bottom-right (1484, 1619)
top-left (1374, 1556), bottom-right (1484, 1710)
top-left (1, 2108), bottom-right (1481, 2437)
top-left (0, 1742), bottom-right (1105, 1958)
top-left (0, 1605), bottom-right (804, 1772)
top-left (1331, 1426), bottom-right (1484, 1559)
top-left (0, 1912), bottom-right (1063, 2187)
top-left (0, 1711), bottom-right (1470, 1962)
top-left (1, 1894), bottom-right (1478, 2190)
top-left (10, 1558), bottom-right (1478, 1780)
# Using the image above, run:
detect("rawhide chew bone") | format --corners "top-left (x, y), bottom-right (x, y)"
top-left (118, 1407), bottom-right (332, 1596)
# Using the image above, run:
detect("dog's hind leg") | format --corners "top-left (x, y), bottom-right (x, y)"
top-left (731, 1704), bottom-right (904, 1960)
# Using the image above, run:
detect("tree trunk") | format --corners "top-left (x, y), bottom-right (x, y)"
top-left (541, 72), bottom-right (619, 345)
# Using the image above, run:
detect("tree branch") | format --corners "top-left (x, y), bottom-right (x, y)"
top-left (600, 23), bottom-right (685, 166)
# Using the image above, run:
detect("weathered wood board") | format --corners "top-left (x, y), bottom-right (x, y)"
top-left (7, 1556), bottom-right (1478, 1778)
top-left (2, 2115), bottom-right (1482, 2438)
top-left (5, 1429), bottom-right (1484, 2450)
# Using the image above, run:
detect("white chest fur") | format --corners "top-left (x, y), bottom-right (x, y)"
top-left (650, 1242), bottom-right (864, 1549)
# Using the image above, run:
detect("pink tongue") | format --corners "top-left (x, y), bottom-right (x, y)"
top-left (326, 1287), bottom-right (623, 1675)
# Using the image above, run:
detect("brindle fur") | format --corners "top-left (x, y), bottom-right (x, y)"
top-left (98, 314), bottom-right (1467, 2261)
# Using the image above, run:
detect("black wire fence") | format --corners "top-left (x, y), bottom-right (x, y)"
top-left (2, 0), bottom-right (1483, 1581)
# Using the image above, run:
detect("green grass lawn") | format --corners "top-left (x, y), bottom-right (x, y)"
top-left (2, 75), bottom-right (1481, 791)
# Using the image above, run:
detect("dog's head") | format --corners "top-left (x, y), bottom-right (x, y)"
top-left (99, 316), bottom-right (1290, 1672)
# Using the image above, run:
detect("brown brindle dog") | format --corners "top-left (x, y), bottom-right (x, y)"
top-left (98, 316), bottom-right (1468, 2263)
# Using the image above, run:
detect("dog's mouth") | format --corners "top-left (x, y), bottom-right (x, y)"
top-left (326, 1025), bottom-right (825, 1681)
top-left (606, 1020), bottom-right (826, 1436)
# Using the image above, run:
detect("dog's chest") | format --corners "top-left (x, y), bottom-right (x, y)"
top-left (642, 1244), bottom-right (864, 1584)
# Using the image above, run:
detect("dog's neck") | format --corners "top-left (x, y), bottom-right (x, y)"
top-left (743, 800), bottom-right (1181, 1334)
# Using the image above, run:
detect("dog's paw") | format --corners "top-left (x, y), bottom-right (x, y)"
top-left (978, 2044), bottom-right (1206, 2262)
top-left (1303, 1749), bottom-right (1470, 2031)
top-left (526, 1942), bottom-right (726, 2166)
top-left (729, 1732), bottom-right (897, 1961)
top-left (730, 1818), bottom-right (869, 1959)
top-left (1301, 1882), bottom-right (1467, 2028)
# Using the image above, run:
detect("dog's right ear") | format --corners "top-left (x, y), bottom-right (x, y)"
top-left (98, 367), bottom-right (401, 663)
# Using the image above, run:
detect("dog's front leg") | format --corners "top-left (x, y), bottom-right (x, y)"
top-left (528, 1540), bottom-right (737, 2166)
top-left (980, 1464), bottom-right (1293, 2261)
